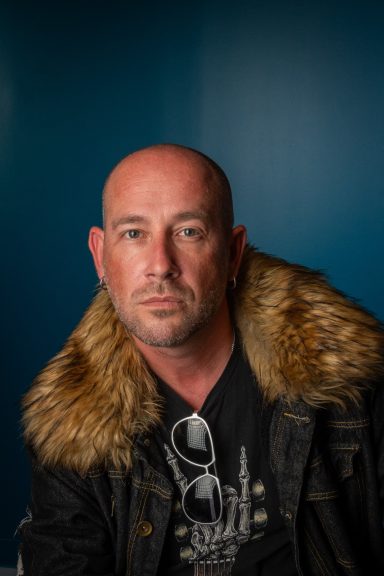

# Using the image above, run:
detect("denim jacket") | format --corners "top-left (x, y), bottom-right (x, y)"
top-left (20, 248), bottom-right (384, 575)
top-left (21, 391), bottom-right (384, 575)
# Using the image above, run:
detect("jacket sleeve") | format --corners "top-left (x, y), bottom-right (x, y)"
top-left (370, 383), bottom-right (384, 527)
top-left (20, 455), bottom-right (116, 576)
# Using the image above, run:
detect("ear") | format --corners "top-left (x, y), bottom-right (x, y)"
top-left (88, 226), bottom-right (105, 280)
top-left (228, 225), bottom-right (247, 280)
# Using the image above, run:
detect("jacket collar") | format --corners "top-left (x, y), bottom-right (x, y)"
top-left (23, 247), bottom-right (384, 473)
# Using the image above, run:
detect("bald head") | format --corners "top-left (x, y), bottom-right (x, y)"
top-left (102, 144), bottom-right (234, 234)
top-left (89, 143), bottom-right (247, 349)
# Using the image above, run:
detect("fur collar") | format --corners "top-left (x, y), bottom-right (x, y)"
top-left (23, 247), bottom-right (384, 473)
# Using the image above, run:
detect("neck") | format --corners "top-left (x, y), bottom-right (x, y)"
top-left (132, 304), bottom-right (234, 411)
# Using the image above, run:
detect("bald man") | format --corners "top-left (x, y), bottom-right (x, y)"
top-left (21, 145), bottom-right (384, 575)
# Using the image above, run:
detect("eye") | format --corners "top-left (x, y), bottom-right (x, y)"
top-left (179, 227), bottom-right (201, 238)
top-left (124, 229), bottom-right (142, 239)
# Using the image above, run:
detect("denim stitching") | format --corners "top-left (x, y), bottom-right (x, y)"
top-left (326, 419), bottom-right (369, 429)
top-left (308, 454), bottom-right (323, 468)
top-left (310, 446), bottom-right (359, 470)
top-left (314, 501), bottom-right (357, 568)
top-left (304, 528), bottom-right (332, 576)
top-left (132, 477), bottom-right (172, 499)
top-left (271, 410), bottom-right (285, 473)
top-left (283, 412), bottom-right (311, 424)
top-left (126, 472), bottom-right (152, 575)
top-left (87, 471), bottom-right (127, 479)
top-left (329, 445), bottom-right (360, 451)
top-left (305, 491), bottom-right (339, 501)
top-left (108, 472), bottom-right (129, 479)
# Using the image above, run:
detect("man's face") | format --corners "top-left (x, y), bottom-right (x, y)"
top-left (90, 149), bottom-right (244, 348)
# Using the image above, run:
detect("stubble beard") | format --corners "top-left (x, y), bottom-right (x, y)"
top-left (107, 281), bottom-right (226, 347)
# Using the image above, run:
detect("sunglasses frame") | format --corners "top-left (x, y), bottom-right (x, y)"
top-left (171, 412), bottom-right (223, 525)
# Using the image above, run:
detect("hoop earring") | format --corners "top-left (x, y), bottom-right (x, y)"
top-left (99, 276), bottom-right (108, 291)
top-left (228, 277), bottom-right (237, 290)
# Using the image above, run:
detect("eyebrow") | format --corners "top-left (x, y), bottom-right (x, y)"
top-left (111, 210), bottom-right (211, 230)
top-left (174, 210), bottom-right (211, 224)
top-left (112, 215), bottom-right (147, 230)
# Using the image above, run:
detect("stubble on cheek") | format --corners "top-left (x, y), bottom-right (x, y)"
top-left (105, 278), bottom-right (226, 347)
top-left (103, 241), bottom-right (230, 346)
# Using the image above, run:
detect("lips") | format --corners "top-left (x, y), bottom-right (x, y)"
top-left (142, 296), bottom-right (182, 304)
top-left (139, 296), bottom-right (185, 311)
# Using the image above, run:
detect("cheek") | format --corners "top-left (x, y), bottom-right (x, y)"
top-left (191, 256), bottom-right (229, 292)
top-left (103, 253), bottom-right (137, 290)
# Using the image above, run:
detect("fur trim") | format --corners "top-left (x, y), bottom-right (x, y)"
top-left (235, 248), bottom-right (384, 407)
top-left (23, 293), bottom-right (162, 473)
top-left (23, 247), bottom-right (384, 473)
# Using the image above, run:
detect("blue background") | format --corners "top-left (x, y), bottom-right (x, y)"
top-left (1, 0), bottom-right (383, 566)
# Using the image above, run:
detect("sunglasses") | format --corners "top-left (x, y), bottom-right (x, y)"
top-left (171, 413), bottom-right (222, 525)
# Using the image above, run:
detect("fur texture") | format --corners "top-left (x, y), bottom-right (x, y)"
top-left (23, 247), bottom-right (384, 473)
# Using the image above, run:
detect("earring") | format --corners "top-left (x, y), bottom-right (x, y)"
top-left (228, 277), bottom-right (237, 290)
top-left (99, 276), bottom-right (108, 291)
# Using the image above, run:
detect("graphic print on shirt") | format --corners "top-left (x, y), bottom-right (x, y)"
top-left (164, 443), bottom-right (268, 576)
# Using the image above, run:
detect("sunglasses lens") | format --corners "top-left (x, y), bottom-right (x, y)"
top-left (183, 474), bottom-right (222, 524)
top-left (172, 417), bottom-right (214, 466)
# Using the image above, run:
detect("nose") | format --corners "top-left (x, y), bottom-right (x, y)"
top-left (144, 236), bottom-right (180, 281)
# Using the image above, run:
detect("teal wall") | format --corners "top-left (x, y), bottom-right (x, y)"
top-left (1, 0), bottom-right (383, 566)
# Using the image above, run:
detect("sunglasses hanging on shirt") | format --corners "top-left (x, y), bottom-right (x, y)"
top-left (171, 413), bottom-right (222, 525)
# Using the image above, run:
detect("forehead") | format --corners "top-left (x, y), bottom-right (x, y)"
top-left (103, 151), bottom-right (220, 223)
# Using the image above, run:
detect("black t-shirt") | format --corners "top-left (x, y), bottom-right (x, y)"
top-left (155, 340), bottom-right (298, 575)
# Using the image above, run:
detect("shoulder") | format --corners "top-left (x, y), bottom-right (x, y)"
top-left (22, 292), bottom-right (162, 474)
top-left (236, 247), bottom-right (384, 408)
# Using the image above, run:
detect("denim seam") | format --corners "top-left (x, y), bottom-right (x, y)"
top-left (132, 478), bottom-right (172, 499)
top-left (108, 472), bottom-right (129, 480)
top-left (310, 445), bottom-right (360, 467)
top-left (304, 527), bottom-right (332, 576)
top-left (126, 473), bottom-right (152, 576)
top-left (308, 454), bottom-right (323, 468)
top-left (327, 420), bottom-right (369, 429)
top-left (329, 445), bottom-right (360, 451)
top-left (314, 501), bottom-right (357, 568)
top-left (305, 491), bottom-right (338, 501)
top-left (271, 410), bottom-right (285, 473)
top-left (87, 472), bottom-right (129, 479)
top-left (283, 412), bottom-right (311, 424)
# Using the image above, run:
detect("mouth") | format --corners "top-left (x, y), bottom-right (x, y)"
top-left (141, 296), bottom-right (183, 308)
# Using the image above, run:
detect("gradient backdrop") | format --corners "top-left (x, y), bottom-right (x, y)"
top-left (1, 0), bottom-right (383, 566)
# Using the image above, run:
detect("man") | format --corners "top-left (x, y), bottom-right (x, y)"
top-left (21, 144), bottom-right (384, 575)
